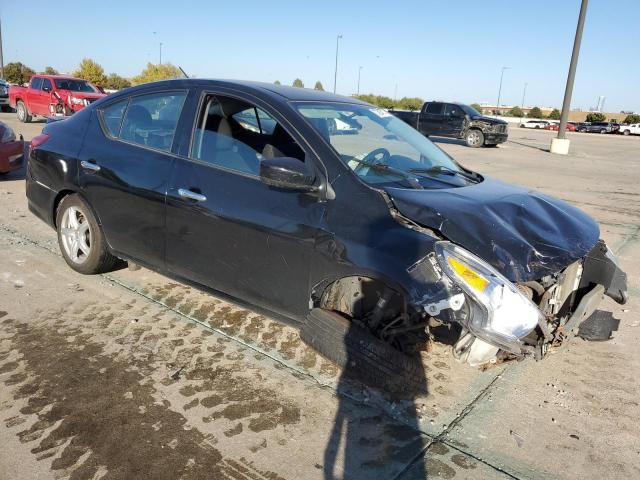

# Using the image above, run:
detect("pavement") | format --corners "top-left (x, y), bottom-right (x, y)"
top-left (0, 112), bottom-right (639, 480)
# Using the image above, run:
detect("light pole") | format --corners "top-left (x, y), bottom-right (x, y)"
top-left (521, 82), bottom-right (528, 108)
top-left (357, 66), bottom-right (363, 95)
top-left (496, 66), bottom-right (510, 114)
top-left (333, 34), bottom-right (342, 94)
top-left (159, 42), bottom-right (163, 65)
top-left (552, 0), bottom-right (589, 155)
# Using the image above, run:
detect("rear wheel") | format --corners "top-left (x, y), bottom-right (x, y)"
top-left (465, 129), bottom-right (484, 148)
top-left (600, 129), bottom-right (607, 134)
top-left (623, 129), bottom-right (630, 136)
top-left (56, 194), bottom-right (119, 274)
top-left (16, 101), bottom-right (32, 123)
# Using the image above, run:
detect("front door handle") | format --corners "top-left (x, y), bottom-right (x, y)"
top-left (178, 188), bottom-right (207, 202)
top-left (80, 160), bottom-right (101, 172)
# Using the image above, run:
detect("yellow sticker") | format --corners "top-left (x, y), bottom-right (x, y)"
top-left (448, 257), bottom-right (489, 292)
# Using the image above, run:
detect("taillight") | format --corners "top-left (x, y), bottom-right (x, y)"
top-left (28, 133), bottom-right (50, 157)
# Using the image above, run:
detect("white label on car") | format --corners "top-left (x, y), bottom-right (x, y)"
top-left (370, 108), bottom-right (392, 118)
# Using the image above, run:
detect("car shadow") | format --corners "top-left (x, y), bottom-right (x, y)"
top-left (0, 162), bottom-right (26, 181)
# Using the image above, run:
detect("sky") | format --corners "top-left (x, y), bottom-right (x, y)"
top-left (1, 0), bottom-right (638, 112)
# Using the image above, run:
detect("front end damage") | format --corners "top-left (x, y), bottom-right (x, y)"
top-left (407, 239), bottom-right (628, 366)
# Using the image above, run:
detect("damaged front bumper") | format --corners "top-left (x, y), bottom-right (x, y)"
top-left (408, 239), bottom-right (628, 365)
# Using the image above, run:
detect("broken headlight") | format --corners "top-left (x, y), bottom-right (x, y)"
top-left (435, 241), bottom-right (542, 353)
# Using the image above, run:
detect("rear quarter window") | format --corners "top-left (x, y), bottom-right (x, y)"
top-left (100, 99), bottom-right (129, 137)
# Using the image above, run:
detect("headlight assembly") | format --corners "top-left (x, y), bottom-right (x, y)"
top-left (435, 241), bottom-right (542, 353)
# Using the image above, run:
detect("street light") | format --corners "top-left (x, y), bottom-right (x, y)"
top-left (333, 34), bottom-right (343, 94)
top-left (357, 66), bottom-right (363, 95)
top-left (153, 32), bottom-right (162, 65)
top-left (496, 66), bottom-right (510, 114)
top-left (521, 82), bottom-right (528, 108)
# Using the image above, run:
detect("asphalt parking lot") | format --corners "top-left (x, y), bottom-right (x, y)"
top-left (1, 112), bottom-right (639, 480)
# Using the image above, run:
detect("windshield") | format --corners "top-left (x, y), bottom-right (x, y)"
top-left (54, 79), bottom-right (98, 92)
top-left (460, 104), bottom-right (481, 117)
top-left (295, 102), bottom-right (473, 189)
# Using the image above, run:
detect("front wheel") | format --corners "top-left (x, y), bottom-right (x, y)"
top-left (465, 129), bottom-right (484, 148)
top-left (16, 101), bottom-right (32, 123)
top-left (623, 129), bottom-right (630, 136)
top-left (600, 129), bottom-right (607, 134)
top-left (56, 194), bottom-right (119, 274)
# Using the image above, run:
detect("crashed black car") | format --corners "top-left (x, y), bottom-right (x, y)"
top-left (26, 79), bottom-right (627, 372)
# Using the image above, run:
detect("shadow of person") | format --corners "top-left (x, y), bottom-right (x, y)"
top-left (323, 322), bottom-right (429, 479)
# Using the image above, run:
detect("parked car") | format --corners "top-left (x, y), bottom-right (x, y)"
top-left (25, 79), bottom-right (627, 380)
top-left (544, 122), bottom-right (577, 132)
top-left (392, 102), bottom-right (507, 147)
top-left (619, 123), bottom-right (640, 135)
top-left (577, 122), bottom-right (616, 133)
top-left (9, 74), bottom-right (106, 123)
top-left (0, 79), bottom-right (11, 112)
top-left (0, 121), bottom-right (25, 175)
top-left (520, 120), bottom-right (549, 129)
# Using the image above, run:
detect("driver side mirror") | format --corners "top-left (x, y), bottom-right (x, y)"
top-left (43, 86), bottom-right (51, 92)
top-left (260, 157), bottom-right (317, 191)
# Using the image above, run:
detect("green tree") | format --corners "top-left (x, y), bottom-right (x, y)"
top-left (4, 62), bottom-right (35, 85)
top-left (73, 58), bottom-right (107, 86)
top-left (548, 108), bottom-right (561, 120)
top-left (314, 81), bottom-right (324, 91)
top-left (43, 66), bottom-right (59, 75)
top-left (585, 112), bottom-right (606, 122)
top-left (508, 106), bottom-right (524, 117)
top-left (623, 114), bottom-right (640, 124)
top-left (274, 80), bottom-right (281, 85)
top-left (292, 78), bottom-right (304, 88)
top-left (104, 73), bottom-right (131, 90)
top-left (131, 63), bottom-right (182, 85)
top-left (396, 97), bottom-right (424, 111)
top-left (528, 106), bottom-right (543, 119)
top-left (471, 103), bottom-right (484, 114)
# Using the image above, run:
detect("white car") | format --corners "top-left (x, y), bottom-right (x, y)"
top-left (620, 123), bottom-right (640, 136)
top-left (520, 120), bottom-right (549, 129)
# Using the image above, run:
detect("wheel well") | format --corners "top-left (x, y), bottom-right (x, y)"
top-left (52, 190), bottom-right (77, 227)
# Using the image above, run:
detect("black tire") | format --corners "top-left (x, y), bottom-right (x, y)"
top-left (16, 101), bottom-right (32, 123)
top-left (56, 194), bottom-right (119, 275)
top-left (465, 129), bottom-right (484, 148)
top-left (623, 129), bottom-right (630, 136)
top-left (301, 308), bottom-right (427, 396)
top-left (600, 129), bottom-right (606, 134)
top-left (535, 125), bottom-right (540, 129)
top-left (485, 143), bottom-right (498, 148)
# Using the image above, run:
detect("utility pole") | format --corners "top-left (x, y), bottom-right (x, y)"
top-left (159, 42), bottom-right (163, 65)
top-left (333, 34), bottom-right (342, 94)
top-left (357, 66), bottom-right (363, 95)
top-left (0, 16), bottom-right (4, 79)
top-left (496, 66), bottom-right (510, 114)
top-left (551, 0), bottom-right (589, 154)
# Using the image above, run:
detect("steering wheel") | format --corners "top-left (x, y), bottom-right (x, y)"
top-left (362, 147), bottom-right (391, 165)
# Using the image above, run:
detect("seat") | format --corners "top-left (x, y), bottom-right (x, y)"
top-left (307, 117), bottom-right (331, 141)
top-left (262, 124), bottom-right (305, 160)
top-left (121, 105), bottom-right (152, 144)
top-left (198, 118), bottom-right (259, 175)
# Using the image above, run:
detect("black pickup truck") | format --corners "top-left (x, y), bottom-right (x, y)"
top-left (392, 101), bottom-right (508, 147)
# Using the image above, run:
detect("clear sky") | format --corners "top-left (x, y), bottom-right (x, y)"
top-left (1, 0), bottom-right (638, 112)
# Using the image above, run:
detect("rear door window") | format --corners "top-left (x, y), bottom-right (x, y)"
top-left (424, 103), bottom-right (444, 115)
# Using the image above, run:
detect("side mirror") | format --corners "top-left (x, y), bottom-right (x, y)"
top-left (260, 157), bottom-right (317, 191)
top-left (43, 86), bottom-right (51, 92)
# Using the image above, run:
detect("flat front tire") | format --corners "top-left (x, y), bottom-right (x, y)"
top-left (465, 129), bottom-right (484, 148)
top-left (56, 194), bottom-right (118, 275)
top-left (16, 101), bottom-right (32, 123)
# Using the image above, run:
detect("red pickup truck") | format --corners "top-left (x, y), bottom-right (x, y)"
top-left (9, 74), bottom-right (106, 123)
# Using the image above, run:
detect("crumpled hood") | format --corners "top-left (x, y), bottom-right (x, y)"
top-left (58, 90), bottom-right (105, 100)
top-left (385, 177), bottom-right (600, 282)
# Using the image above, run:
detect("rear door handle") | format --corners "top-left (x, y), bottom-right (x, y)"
top-left (178, 188), bottom-right (207, 202)
top-left (80, 160), bottom-right (101, 172)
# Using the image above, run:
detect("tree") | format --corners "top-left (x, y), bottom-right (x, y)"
top-left (292, 78), bottom-right (304, 88)
top-left (508, 106), bottom-right (524, 117)
top-left (548, 108), bottom-right (561, 120)
top-left (314, 81), bottom-right (324, 91)
top-left (396, 97), bottom-right (424, 111)
top-left (73, 58), bottom-right (107, 86)
top-left (471, 103), bottom-right (484, 114)
top-left (4, 62), bottom-right (35, 85)
top-left (623, 114), bottom-right (640, 124)
top-left (131, 63), bottom-right (182, 85)
top-left (274, 80), bottom-right (281, 85)
top-left (43, 66), bottom-right (59, 75)
top-left (528, 107), bottom-right (543, 119)
top-left (104, 73), bottom-right (131, 90)
top-left (586, 112), bottom-right (606, 122)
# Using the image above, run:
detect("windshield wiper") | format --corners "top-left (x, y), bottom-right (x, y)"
top-left (409, 165), bottom-right (479, 183)
top-left (350, 158), bottom-right (423, 189)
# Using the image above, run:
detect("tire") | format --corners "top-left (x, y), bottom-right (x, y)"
top-left (485, 143), bottom-right (498, 148)
top-left (535, 125), bottom-right (540, 129)
top-left (56, 194), bottom-right (119, 275)
top-left (465, 129), bottom-right (484, 148)
top-left (519, 124), bottom-right (525, 128)
top-left (623, 129), bottom-right (630, 136)
top-left (300, 308), bottom-right (427, 396)
top-left (16, 101), bottom-right (32, 123)
top-left (600, 129), bottom-right (606, 134)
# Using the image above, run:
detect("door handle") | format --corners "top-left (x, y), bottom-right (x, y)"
top-left (178, 188), bottom-right (207, 202)
top-left (80, 160), bottom-right (101, 172)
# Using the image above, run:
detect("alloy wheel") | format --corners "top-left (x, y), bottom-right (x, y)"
top-left (17, 103), bottom-right (25, 121)
top-left (60, 206), bottom-right (92, 264)
top-left (467, 131), bottom-right (481, 146)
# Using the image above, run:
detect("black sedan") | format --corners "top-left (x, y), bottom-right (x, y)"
top-left (26, 79), bottom-right (627, 380)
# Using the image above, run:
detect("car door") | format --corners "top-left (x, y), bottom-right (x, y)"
top-left (165, 92), bottom-right (326, 318)
top-left (39, 78), bottom-right (53, 114)
top-left (78, 89), bottom-right (189, 268)
top-left (441, 104), bottom-right (465, 137)
top-left (417, 102), bottom-right (444, 136)
top-left (28, 77), bottom-right (44, 114)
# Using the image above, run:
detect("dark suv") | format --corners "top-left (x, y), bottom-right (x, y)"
top-left (392, 101), bottom-right (508, 147)
top-left (577, 122), bottom-right (615, 134)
